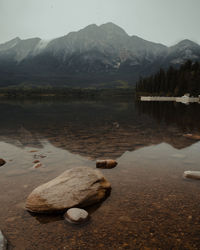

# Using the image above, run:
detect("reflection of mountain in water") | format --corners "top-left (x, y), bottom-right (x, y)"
top-left (0, 99), bottom-right (199, 159)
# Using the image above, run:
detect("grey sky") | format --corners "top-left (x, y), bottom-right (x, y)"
top-left (0, 0), bottom-right (199, 46)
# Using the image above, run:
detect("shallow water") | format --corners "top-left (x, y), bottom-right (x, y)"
top-left (0, 99), bottom-right (200, 249)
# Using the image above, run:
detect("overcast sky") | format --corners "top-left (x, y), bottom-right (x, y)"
top-left (0, 0), bottom-right (199, 46)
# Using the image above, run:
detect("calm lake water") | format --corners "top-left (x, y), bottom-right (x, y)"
top-left (0, 98), bottom-right (200, 249)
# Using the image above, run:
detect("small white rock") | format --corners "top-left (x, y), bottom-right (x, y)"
top-left (183, 171), bottom-right (200, 180)
top-left (64, 208), bottom-right (89, 224)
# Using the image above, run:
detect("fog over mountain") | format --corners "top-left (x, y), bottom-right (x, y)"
top-left (0, 23), bottom-right (200, 88)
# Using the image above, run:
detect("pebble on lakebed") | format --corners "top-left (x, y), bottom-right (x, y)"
top-left (183, 171), bottom-right (200, 180)
top-left (64, 208), bottom-right (89, 224)
top-left (32, 163), bottom-right (42, 169)
top-left (96, 159), bottom-right (117, 169)
top-left (0, 159), bottom-right (6, 167)
top-left (33, 160), bottom-right (40, 164)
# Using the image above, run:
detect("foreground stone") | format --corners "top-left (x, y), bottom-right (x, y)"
top-left (0, 230), bottom-right (8, 250)
top-left (26, 167), bottom-right (111, 213)
top-left (64, 208), bottom-right (89, 224)
top-left (0, 159), bottom-right (6, 167)
top-left (96, 159), bottom-right (117, 169)
top-left (184, 171), bottom-right (200, 180)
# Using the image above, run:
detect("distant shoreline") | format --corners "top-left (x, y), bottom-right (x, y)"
top-left (0, 87), bottom-right (135, 99)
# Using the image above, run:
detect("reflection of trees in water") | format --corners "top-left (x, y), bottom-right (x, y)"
top-left (0, 99), bottom-right (199, 158)
top-left (136, 101), bottom-right (200, 132)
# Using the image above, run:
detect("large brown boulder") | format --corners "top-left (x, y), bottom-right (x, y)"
top-left (25, 167), bottom-right (111, 213)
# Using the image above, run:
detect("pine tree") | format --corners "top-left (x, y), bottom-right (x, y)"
top-left (136, 60), bottom-right (200, 96)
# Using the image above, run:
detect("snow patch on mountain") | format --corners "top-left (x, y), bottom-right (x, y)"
top-left (34, 39), bottom-right (51, 54)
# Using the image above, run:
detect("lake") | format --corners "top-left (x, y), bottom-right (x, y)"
top-left (0, 98), bottom-right (200, 249)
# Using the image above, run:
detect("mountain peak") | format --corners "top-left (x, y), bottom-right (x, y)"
top-left (177, 39), bottom-right (199, 47)
top-left (3, 37), bottom-right (21, 44)
top-left (79, 24), bottom-right (98, 33)
top-left (100, 22), bottom-right (121, 28)
top-left (12, 37), bottom-right (21, 42)
top-left (78, 22), bottom-right (128, 37)
top-left (0, 37), bottom-right (21, 51)
top-left (100, 22), bottom-right (128, 36)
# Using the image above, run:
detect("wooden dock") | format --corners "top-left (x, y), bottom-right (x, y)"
top-left (141, 95), bottom-right (200, 104)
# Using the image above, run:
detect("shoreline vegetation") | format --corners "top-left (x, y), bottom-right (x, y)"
top-left (1, 60), bottom-right (199, 100)
top-left (136, 60), bottom-right (200, 97)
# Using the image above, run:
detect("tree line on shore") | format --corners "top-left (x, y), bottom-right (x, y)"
top-left (136, 60), bottom-right (200, 97)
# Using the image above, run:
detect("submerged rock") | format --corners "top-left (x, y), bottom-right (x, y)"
top-left (33, 154), bottom-right (46, 159)
top-left (0, 230), bottom-right (8, 250)
top-left (64, 208), bottom-right (89, 224)
top-left (0, 159), bottom-right (6, 167)
top-left (184, 171), bottom-right (200, 180)
top-left (33, 163), bottom-right (42, 169)
top-left (26, 167), bottom-right (111, 213)
top-left (33, 160), bottom-right (40, 164)
top-left (183, 134), bottom-right (200, 140)
top-left (171, 154), bottom-right (186, 159)
top-left (96, 159), bottom-right (117, 169)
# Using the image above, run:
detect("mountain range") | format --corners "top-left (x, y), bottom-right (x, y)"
top-left (0, 22), bottom-right (200, 89)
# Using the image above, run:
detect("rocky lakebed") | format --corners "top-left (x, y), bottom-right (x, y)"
top-left (0, 99), bottom-right (200, 249)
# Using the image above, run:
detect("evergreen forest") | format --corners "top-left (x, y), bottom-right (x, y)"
top-left (136, 60), bottom-right (200, 96)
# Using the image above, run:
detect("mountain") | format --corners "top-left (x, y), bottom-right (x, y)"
top-left (0, 23), bottom-right (200, 89)
top-left (163, 39), bottom-right (200, 65)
